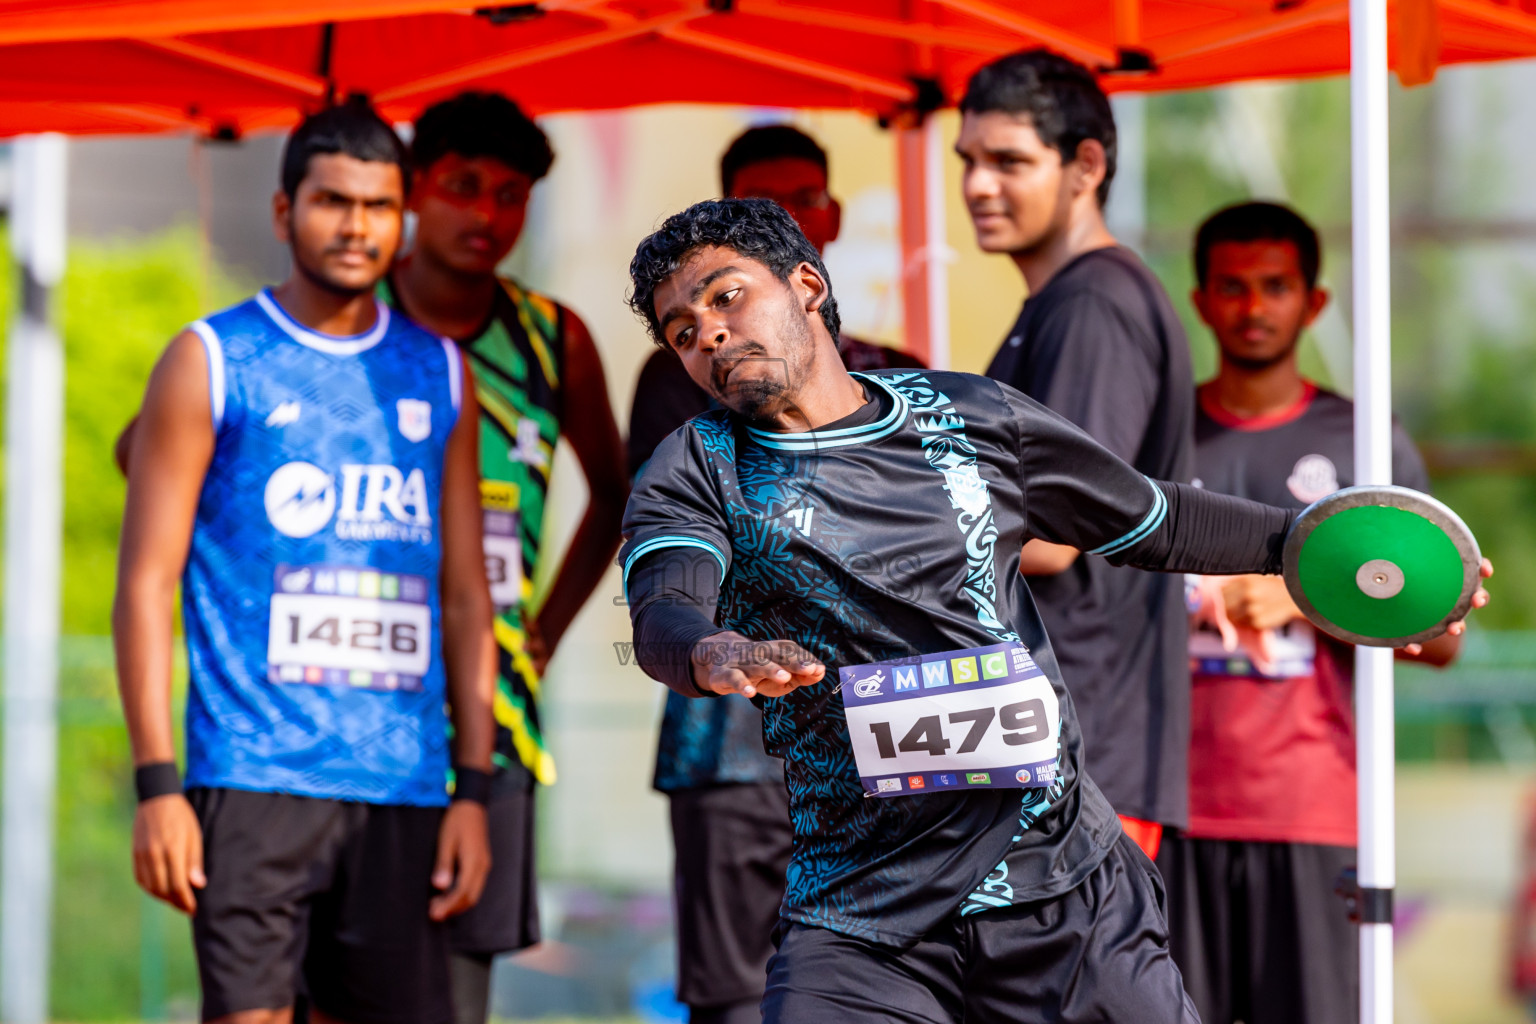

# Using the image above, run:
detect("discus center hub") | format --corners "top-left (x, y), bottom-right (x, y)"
top-left (1356, 559), bottom-right (1405, 600)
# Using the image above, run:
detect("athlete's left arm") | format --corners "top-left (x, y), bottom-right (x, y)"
top-left (533, 312), bottom-right (628, 665)
top-left (1009, 380), bottom-right (1292, 576)
top-left (1012, 383), bottom-right (1491, 645)
top-left (434, 350), bottom-right (496, 921)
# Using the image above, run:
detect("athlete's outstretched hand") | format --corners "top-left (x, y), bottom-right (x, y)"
top-left (1403, 557), bottom-right (1494, 657)
top-left (691, 631), bottom-right (825, 698)
top-left (430, 800), bottom-right (491, 921)
top-left (133, 793), bottom-right (206, 914)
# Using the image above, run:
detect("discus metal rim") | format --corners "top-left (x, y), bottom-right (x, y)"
top-left (1282, 484), bottom-right (1482, 647)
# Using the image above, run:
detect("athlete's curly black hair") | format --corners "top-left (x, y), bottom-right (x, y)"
top-left (628, 198), bottom-right (841, 348)
top-left (411, 91), bottom-right (554, 182)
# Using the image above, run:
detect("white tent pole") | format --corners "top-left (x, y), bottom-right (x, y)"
top-left (1348, 0), bottom-right (1395, 1021)
top-left (1, 133), bottom-right (66, 1024)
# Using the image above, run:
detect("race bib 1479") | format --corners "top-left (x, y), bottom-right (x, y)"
top-left (840, 642), bottom-right (1061, 799)
top-left (267, 564), bottom-right (432, 692)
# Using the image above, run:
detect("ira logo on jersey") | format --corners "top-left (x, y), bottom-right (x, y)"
top-left (264, 461), bottom-right (433, 543)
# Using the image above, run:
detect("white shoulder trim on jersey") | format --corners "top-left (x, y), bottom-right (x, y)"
top-left (188, 319), bottom-right (226, 431)
top-left (744, 373), bottom-right (910, 452)
top-left (1086, 476), bottom-right (1168, 558)
top-left (441, 337), bottom-right (462, 414)
top-left (255, 289), bottom-right (389, 355)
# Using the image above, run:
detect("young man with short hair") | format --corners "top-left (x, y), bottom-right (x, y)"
top-left (1159, 201), bottom-right (1461, 1024)
top-left (959, 49), bottom-right (1195, 858)
top-left (614, 196), bottom-right (1458, 1022)
top-left (626, 123), bottom-right (923, 1024)
top-left (383, 91), bottom-right (628, 1024)
top-left (113, 100), bottom-right (497, 1024)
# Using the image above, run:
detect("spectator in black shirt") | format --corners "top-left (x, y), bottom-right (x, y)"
top-left (957, 49), bottom-right (1196, 857)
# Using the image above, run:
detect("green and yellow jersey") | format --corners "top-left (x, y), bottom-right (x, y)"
top-left (382, 275), bottom-right (565, 785)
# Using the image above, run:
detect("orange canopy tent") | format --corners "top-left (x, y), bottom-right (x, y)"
top-left (2, 4), bottom-right (1533, 1024)
top-left (0, 0), bottom-right (1532, 135)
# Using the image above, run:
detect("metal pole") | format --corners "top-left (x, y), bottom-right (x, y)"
top-left (1, 133), bottom-right (66, 1024)
top-left (1105, 94), bottom-right (1147, 254)
top-left (1348, 0), bottom-right (1395, 1021)
top-left (921, 115), bottom-right (949, 371)
top-left (896, 116), bottom-right (951, 369)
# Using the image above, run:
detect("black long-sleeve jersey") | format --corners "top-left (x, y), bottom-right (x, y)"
top-left (621, 370), bottom-right (1289, 949)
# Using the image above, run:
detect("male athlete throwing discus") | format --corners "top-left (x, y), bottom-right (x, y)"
top-left (627, 122), bottom-right (924, 1024)
top-left (113, 101), bottom-right (497, 1024)
top-left (618, 198), bottom-right (1489, 1023)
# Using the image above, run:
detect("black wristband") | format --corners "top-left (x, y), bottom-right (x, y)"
top-left (452, 766), bottom-right (493, 805)
top-left (134, 762), bottom-right (182, 802)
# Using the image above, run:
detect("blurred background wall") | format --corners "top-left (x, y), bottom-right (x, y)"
top-left (4, 58), bottom-right (1536, 1022)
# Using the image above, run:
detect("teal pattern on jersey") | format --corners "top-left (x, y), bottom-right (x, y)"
top-left (181, 289), bottom-right (462, 806)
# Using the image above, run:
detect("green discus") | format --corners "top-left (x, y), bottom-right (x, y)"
top-left (1282, 485), bottom-right (1481, 647)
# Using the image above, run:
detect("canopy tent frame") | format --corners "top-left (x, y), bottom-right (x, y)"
top-left (9, 0), bottom-right (1536, 136)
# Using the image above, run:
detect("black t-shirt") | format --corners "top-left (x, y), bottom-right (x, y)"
top-left (985, 246), bottom-right (1195, 827)
top-left (620, 369), bottom-right (1189, 948)
top-left (1194, 382), bottom-right (1429, 504)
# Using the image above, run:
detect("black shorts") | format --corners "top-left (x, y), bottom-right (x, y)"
top-left (188, 787), bottom-right (450, 1024)
top-left (448, 763), bottom-right (540, 956)
top-left (762, 833), bottom-right (1199, 1024)
top-left (1157, 834), bottom-right (1357, 1024)
top-left (669, 781), bottom-right (794, 1010)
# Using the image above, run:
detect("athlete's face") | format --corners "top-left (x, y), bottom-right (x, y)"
top-left (652, 245), bottom-right (826, 421)
top-left (1193, 240), bottom-right (1328, 371)
top-left (274, 153), bottom-right (404, 295)
top-left (728, 158), bottom-right (842, 254)
top-left (957, 111), bottom-right (1082, 255)
top-left (410, 154), bottom-right (534, 276)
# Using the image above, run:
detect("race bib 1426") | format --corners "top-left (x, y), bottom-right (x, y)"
top-left (840, 642), bottom-right (1061, 799)
top-left (267, 564), bottom-right (432, 691)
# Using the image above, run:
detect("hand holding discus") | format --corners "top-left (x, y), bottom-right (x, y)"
top-left (691, 631), bottom-right (826, 698)
top-left (1282, 485), bottom-right (1493, 652)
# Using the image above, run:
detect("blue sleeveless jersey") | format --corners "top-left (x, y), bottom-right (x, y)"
top-left (181, 289), bottom-right (463, 806)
